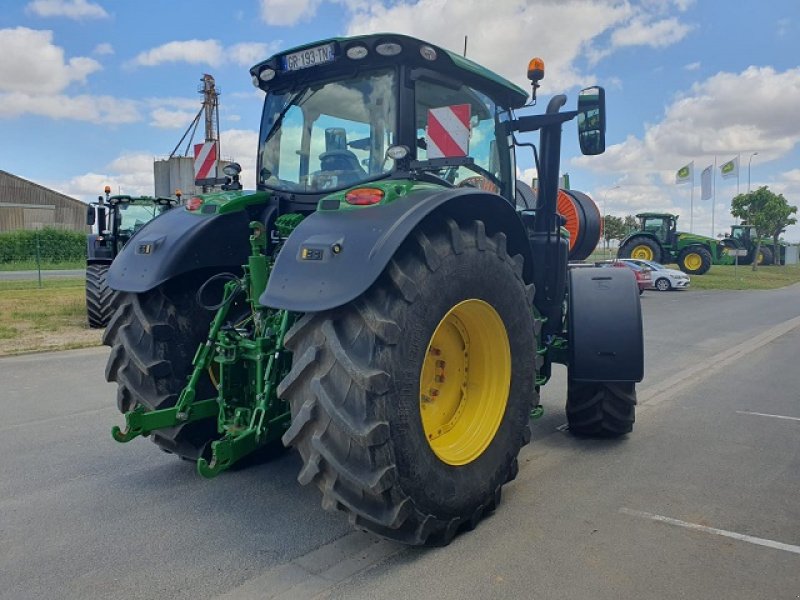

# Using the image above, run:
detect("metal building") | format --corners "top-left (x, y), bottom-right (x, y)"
top-left (0, 170), bottom-right (88, 232)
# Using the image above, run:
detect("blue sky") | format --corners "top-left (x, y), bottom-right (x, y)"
top-left (1, 0), bottom-right (799, 240)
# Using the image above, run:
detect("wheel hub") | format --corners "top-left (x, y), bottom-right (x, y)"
top-left (631, 245), bottom-right (654, 260)
top-left (419, 299), bottom-right (511, 466)
top-left (684, 253), bottom-right (701, 270)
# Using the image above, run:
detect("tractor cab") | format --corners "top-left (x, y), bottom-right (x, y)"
top-left (636, 212), bottom-right (677, 246)
top-left (728, 224), bottom-right (754, 244)
top-left (250, 34), bottom-right (604, 214)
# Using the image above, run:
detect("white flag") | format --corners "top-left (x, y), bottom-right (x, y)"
top-left (675, 161), bottom-right (693, 184)
top-left (701, 165), bottom-right (712, 200)
top-left (720, 156), bottom-right (739, 179)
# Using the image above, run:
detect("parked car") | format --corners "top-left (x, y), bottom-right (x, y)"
top-left (595, 260), bottom-right (653, 294)
top-left (620, 258), bottom-right (691, 291)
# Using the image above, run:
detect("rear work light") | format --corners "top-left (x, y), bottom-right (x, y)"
top-left (186, 197), bottom-right (203, 211)
top-left (345, 188), bottom-right (384, 206)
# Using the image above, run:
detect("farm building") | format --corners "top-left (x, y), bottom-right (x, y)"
top-left (0, 170), bottom-right (88, 232)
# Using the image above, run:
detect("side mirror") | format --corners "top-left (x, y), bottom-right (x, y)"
top-left (577, 86), bottom-right (606, 156)
top-left (86, 205), bottom-right (96, 226)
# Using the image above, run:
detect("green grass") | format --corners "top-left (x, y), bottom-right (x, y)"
top-left (685, 264), bottom-right (800, 290)
top-left (0, 277), bottom-right (102, 356)
top-left (0, 260), bottom-right (84, 271)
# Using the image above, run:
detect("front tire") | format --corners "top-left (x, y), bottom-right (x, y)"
top-left (86, 264), bottom-right (118, 328)
top-left (677, 246), bottom-right (712, 275)
top-left (655, 277), bottom-right (671, 291)
top-left (758, 246), bottom-right (774, 265)
top-left (279, 219), bottom-right (537, 545)
top-left (103, 275), bottom-right (221, 459)
top-left (566, 381), bottom-right (636, 436)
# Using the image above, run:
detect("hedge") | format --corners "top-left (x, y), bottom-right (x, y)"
top-left (0, 228), bottom-right (86, 263)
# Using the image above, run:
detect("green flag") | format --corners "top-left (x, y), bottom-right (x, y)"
top-left (675, 162), bottom-right (693, 184)
top-left (720, 156), bottom-right (739, 179)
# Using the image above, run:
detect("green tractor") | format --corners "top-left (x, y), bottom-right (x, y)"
top-left (85, 187), bottom-right (178, 327)
top-left (105, 34), bottom-right (643, 546)
top-left (618, 212), bottom-right (740, 275)
top-left (726, 224), bottom-right (788, 265)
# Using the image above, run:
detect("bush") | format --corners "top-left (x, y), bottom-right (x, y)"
top-left (0, 228), bottom-right (86, 264)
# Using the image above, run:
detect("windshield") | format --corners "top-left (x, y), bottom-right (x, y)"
top-left (116, 203), bottom-right (161, 235)
top-left (258, 68), bottom-right (397, 193)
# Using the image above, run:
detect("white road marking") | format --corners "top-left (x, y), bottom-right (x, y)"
top-left (736, 410), bottom-right (800, 422)
top-left (555, 423), bottom-right (569, 432)
top-left (638, 314), bottom-right (800, 408)
top-left (620, 507), bottom-right (800, 556)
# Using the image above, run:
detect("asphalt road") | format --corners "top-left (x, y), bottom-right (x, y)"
top-left (0, 269), bottom-right (84, 280)
top-left (1, 285), bottom-right (798, 600)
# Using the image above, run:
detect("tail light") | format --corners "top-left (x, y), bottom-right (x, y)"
top-left (186, 197), bottom-right (203, 211)
top-left (345, 188), bottom-right (384, 206)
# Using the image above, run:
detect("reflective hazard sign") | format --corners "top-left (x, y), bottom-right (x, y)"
top-left (425, 104), bottom-right (471, 159)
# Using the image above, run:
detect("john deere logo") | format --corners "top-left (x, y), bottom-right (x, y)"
top-left (677, 166), bottom-right (690, 179)
top-left (721, 162), bottom-right (734, 174)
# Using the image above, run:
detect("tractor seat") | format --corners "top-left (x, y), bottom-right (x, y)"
top-left (319, 150), bottom-right (366, 175)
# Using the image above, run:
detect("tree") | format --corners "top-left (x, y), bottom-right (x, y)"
top-left (731, 186), bottom-right (797, 270)
top-left (602, 215), bottom-right (626, 250)
top-left (623, 214), bottom-right (638, 236)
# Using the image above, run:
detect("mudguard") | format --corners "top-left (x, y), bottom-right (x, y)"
top-left (261, 188), bottom-right (532, 312)
top-left (568, 267), bottom-right (644, 383)
top-left (106, 206), bottom-right (251, 293)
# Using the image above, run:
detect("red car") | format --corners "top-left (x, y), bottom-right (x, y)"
top-left (595, 260), bottom-right (653, 294)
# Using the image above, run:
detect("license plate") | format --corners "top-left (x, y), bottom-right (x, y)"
top-left (283, 43), bottom-right (335, 71)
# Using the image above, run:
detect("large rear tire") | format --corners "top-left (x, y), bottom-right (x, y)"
top-left (566, 381), bottom-right (636, 437)
top-left (103, 275), bottom-right (221, 459)
top-left (619, 236), bottom-right (661, 263)
top-left (279, 219), bottom-right (537, 545)
top-left (86, 264), bottom-right (118, 328)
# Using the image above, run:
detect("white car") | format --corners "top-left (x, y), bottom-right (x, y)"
top-left (620, 259), bottom-right (691, 291)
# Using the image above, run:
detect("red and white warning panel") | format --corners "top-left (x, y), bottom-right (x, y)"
top-left (426, 104), bottom-right (471, 159)
top-left (194, 141), bottom-right (218, 181)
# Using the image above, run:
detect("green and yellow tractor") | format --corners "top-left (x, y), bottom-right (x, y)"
top-left (104, 34), bottom-right (643, 546)
top-left (85, 187), bottom-right (178, 328)
top-left (726, 224), bottom-right (788, 265)
top-left (618, 212), bottom-right (740, 275)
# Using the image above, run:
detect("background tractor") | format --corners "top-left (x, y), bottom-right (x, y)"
top-left (104, 34), bottom-right (643, 546)
top-left (726, 224), bottom-right (788, 265)
top-left (618, 212), bottom-right (740, 275)
top-left (85, 187), bottom-right (177, 327)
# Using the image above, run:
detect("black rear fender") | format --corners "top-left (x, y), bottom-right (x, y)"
top-left (106, 207), bottom-right (251, 293)
top-left (261, 188), bottom-right (532, 312)
top-left (568, 267), bottom-right (644, 383)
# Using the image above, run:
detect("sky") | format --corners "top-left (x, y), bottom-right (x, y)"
top-left (1, 0), bottom-right (799, 241)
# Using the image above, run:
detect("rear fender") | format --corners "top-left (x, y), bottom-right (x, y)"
top-left (106, 207), bottom-right (251, 293)
top-left (568, 267), bottom-right (643, 382)
top-left (260, 188), bottom-right (532, 312)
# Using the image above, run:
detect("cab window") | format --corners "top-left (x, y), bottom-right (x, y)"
top-left (414, 78), bottom-right (512, 197)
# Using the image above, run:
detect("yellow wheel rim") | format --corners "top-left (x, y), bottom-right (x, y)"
top-left (757, 252), bottom-right (764, 264)
top-left (631, 245), bottom-right (654, 260)
top-left (419, 299), bottom-right (511, 466)
top-left (684, 252), bottom-right (702, 271)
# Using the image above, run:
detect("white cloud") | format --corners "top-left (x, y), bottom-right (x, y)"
top-left (49, 153), bottom-right (155, 201)
top-left (684, 61), bottom-right (700, 71)
top-left (259, 0), bottom-right (321, 26)
top-left (0, 27), bottom-right (101, 94)
top-left (219, 129), bottom-right (259, 188)
top-left (26, 0), bottom-right (109, 19)
top-left (0, 92), bottom-right (139, 123)
top-left (131, 39), bottom-right (280, 68)
top-left (344, 0), bottom-right (692, 92)
top-left (149, 107), bottom-right (198, 129)
top-left (611, 17), bottom-right (692, 48)
top-left (132, 39), bottom-right (224, 67)
top-left (93, 42), bottom-right (113, 55)
top-left (228, 42), bottom-right (282, 66)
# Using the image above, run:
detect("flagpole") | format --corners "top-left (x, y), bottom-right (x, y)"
top-left (690, 165), bottom-right (694, 232)
top-left (711, 156), bottom-right (717, 237)
top-left (736, 153), bottom-right (740, 197)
